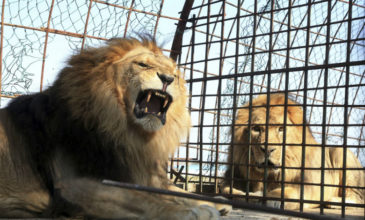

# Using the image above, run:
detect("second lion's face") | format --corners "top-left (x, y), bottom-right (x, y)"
top-left (249, 107), bottom-right (287, 174)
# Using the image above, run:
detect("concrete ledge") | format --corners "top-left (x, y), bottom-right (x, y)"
top-left (222, 208), bottom-right (365, 220)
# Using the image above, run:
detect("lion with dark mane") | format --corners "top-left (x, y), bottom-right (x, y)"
top-left (221, 94), bottom-right (365, 210)
top-left (0, 38), bottom-right (225, 219)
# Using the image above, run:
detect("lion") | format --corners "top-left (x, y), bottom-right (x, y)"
top-left (0, 37), bottom-right (227, 219)
top-left (220, 94), bottom-right (365, 210)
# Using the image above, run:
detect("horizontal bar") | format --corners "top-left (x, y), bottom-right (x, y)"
top-left (186, 60), bottom-right (365, 83)
top-left (102, 179), bottom-right (347, 220)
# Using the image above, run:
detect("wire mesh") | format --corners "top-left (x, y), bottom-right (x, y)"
top-left (174, 0), bottom-right (365, 218)
top-left (0, 0), bottom-right (182, 106)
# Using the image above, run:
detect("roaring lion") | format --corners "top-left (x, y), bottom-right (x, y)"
top-left (0, 38), bottom-right (226, 219)
top-left (221, 94), bottom-right (365, 210)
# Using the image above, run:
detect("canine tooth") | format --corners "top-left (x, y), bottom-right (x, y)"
top-left (163, 99), bottom-right (168, 108)
top-left (157, 112), bottom-right (161, 116)
top-left (144, 107), bottom-right (148, 113)
top-left (147, 92), bottom-right (152, 102)
top-left (155, 92), bottom-right (166, 98)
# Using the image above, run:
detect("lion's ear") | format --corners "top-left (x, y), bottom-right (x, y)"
top-left (287, 98), bottom-right (304, 125)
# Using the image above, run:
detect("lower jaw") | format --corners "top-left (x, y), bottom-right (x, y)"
top-left (134, 115), bottom-right (164, 132)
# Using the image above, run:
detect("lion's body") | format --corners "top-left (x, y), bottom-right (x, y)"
top-left (0, 38), bottom-right (221, 219)
top-left (221, 94), bottom-right (365, 209)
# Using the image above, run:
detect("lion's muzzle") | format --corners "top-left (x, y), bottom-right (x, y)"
top-left (257, 159), bottom-right (279, 171)
top-left (134, 89), bottom-right (172, 125)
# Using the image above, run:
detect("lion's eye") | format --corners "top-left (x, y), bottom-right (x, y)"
top-left (252, 126), bottom-right (261, 132)
top-left (136, 62), bottom-right (149, 68)
top-left (278, 126), bottom-right (284, 132)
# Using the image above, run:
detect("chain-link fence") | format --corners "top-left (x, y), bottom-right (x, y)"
top-left (0, 0), bottom-right (184, 106)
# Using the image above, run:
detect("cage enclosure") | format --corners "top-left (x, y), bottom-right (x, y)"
top-left (172, 0), bottom-right (365, 218)
top-left (0, 0), bottom-right (364, 219)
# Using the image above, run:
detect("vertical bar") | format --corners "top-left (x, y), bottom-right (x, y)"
top-left (320, 0), bottom-right (331, 214)
top-left (153, 0), bottom-right (164, 39)
top-left (263, 0), bottom-right (275, 203)
top-left (170, 0), bottom-right (194, 61)
top-left (281, 0), bottom-right (292, 209)
top-left (81, 0), bottom-right (93, 51)
top-left (169, 150), bottom-right (174, 180)
top-left (245, 0), bottom-right (258, 199)
top-left (206, 3), bottom-right (224, 185)
top-left (198, 0), bottom-right (211, 193)
top-left (214, 0), bottom-right (225, 193)
top-left (209, 1), bottom-right (225, 182)
top-left (342, 0), bottom-right (352, 217)
top-left (170, 2), bottom-right (195, 187)
top-left (324, 1), bottom-right (348, 140)
top-left (186, 14), bottom-right (196, 192)
top-left (299, 0), bottom-right (311, 212)
top-left (40, 0), bottom-right (56, 92)
top-left (0, 0), bottom-right (6, 103)
top-left (358, 114), bottom-right (365, 152)
top-left (257, 0), bottom-right (272, 93)
top-left (229, 0), bottom-right (241, 196)
top-left (123, 0), bottom-right (136, 37)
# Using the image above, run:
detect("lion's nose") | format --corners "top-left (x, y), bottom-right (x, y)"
top-left (157, 73), bottom-right (174, 85)
top-left (260, 146), bottom-right (276, 155)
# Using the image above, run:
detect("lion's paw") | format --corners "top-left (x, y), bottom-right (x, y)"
top-left (266, 200), bottom-right (281, 209)
top-left (212, 196), bottom-right (232, 215)
top-left (191, 205), bottom-right (221, 220)
top-left (266, 200), bottom-right (300, 210)
top-left (181, 205), bottom-right (220, 220)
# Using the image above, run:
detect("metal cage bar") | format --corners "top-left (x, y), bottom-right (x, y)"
top-left (179, 0), bottom-right (365, 218)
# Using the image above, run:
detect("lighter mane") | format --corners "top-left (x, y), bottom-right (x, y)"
top-left (55, 38), bottom-right (190, 184)
top-left (222, 93), bottom-right (365, 209)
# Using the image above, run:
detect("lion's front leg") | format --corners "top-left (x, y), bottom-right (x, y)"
top-left (266, 187), bottom-right (320, 210)
top-left (220, 184), bottom-right (263, 205)
top-left (168, 184), bottom-right (232, 215)
top-left (266, 187), bottom-right (300, 209)
top-left (56, 178), bottom-right (220, 219)
top-left (219, 185), bottom-right (247, 196)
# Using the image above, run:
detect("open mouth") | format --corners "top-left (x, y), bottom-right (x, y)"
top-left (133, 89), bottom-right (173, 125)
top-left (257, 160), bottom-right (279, 170)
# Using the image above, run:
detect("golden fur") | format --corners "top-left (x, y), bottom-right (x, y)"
top-left (0, 38), bottom-right (225, 219)
top-left (221, 94), bottom-right (365, 209)
top-left (58, 38), bottom-right (191, 185)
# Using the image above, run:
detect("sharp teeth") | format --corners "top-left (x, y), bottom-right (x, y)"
top-left (144, 107), bottom-right (148, 113)
top-left (155, 92), bottom-right (166, 98)
top-left (147, 91), bottom-right (152, 102)
top-left (157, 112), bottom-right (161, 116)
top-left (163, 99), bottom-right (168, 108)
